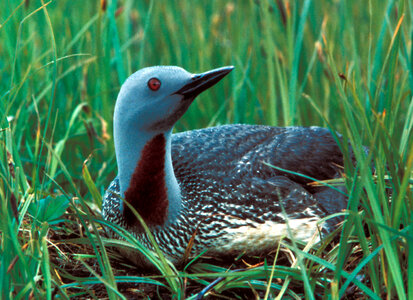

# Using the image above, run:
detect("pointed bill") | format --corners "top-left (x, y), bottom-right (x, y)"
top-left (174, 66), bottom-right (234, 99)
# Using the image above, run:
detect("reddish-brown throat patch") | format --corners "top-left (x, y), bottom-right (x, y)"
top-left (124, 134), bottom-right (168, 227)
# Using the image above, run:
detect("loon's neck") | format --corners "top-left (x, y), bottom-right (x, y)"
top-left (115, 127), bottom-right (181, 227)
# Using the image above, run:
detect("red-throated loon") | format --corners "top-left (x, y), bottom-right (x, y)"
top-left (102, 66), bottom-right (347, 266)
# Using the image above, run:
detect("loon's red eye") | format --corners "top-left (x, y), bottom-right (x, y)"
top-left (148, 77), bottom-right (161, 91)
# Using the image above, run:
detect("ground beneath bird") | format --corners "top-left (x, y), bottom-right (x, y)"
top-left (45, 213), bottom-right (367, 299)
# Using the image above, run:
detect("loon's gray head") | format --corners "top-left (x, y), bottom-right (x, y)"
top-left (114, 65), bottom-right (234, 134)
top-left (113, 65), bottom-right (234, 210)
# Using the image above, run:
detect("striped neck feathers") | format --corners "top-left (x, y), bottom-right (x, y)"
top-left (116, 130), bottom-right (181, 227)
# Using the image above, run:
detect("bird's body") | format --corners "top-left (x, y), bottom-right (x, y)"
top-left (102, 66), bottom-right (348, 266)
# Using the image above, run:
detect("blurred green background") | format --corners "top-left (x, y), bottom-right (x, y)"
top-left (1, 0), bottom-right (411, 198)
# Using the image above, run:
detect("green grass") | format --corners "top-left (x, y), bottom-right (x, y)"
top-left (1, 0), bottom-right (412, 298)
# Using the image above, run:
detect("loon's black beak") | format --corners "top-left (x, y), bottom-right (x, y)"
top-left (174, 66), bottom-right (234, 99)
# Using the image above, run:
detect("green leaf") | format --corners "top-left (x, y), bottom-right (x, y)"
top-left (28, 195), bottom-right (69, 224)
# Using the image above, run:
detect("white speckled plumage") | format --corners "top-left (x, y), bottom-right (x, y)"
top-left (102, 66), bottom-right (348, 266)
